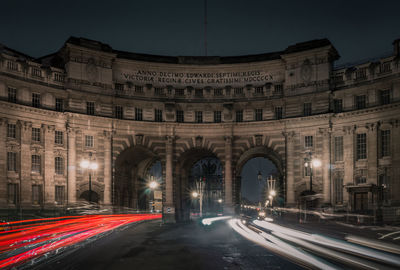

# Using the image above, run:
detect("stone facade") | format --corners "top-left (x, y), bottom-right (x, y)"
top-left (0, 37), bottom-right (399, 222)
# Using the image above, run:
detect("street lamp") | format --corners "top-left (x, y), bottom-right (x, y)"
top-left (192, 178), bottom-right (204, 217)
top-left (148, 175), bottom-right (159, 212)
top-left (80, 156), bottom-right (98, 203)
top-left (304, 152), bottom-right (321, 193)
top-left (267, 175), bottom-right (276, 207)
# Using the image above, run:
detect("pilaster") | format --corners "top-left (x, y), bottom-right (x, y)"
top-left (43, 124), bottom-right (55, 205)
top-left (224, 136), bottom-right (233, 213)
top-left (284, 131), bottom-right (296, 205)
top-left (103, 130), bottom-right (112, 205)
top-left (67, 126), bottom-right (77, 204)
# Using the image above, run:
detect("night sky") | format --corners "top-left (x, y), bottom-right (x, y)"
top-left (1, 0), bottom-right (399, 65)
top-left (1, 0), bottom-right (398, 202)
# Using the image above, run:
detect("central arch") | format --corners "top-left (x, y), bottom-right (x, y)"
top-left (114, 145), bottom-right (161, 210)
top-left (175, 148), bottom-right (222, 222)
top-left (235, 146), bottom-right (285, 211)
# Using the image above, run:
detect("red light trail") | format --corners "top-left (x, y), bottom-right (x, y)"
top-left (0, 214), bottom-right (161, 269)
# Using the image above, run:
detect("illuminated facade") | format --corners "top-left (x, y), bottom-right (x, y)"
top-left (0, 37), bottom-right (399, 222)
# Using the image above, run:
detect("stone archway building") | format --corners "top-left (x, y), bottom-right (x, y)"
top-left (1, 37), bottom-right (400, 222)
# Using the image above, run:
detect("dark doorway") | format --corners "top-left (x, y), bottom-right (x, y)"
top-left (80, 190), bottom-right (99, 203)
top-left (354, 192), bottom-right (368, 212)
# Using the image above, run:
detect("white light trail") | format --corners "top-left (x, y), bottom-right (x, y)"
top-left (201, 216), bottom-right (232, 226)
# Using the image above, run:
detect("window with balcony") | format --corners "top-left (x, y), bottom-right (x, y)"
top-left (255, 109), bottom-right (263, 121)
top-left (356, 133), bottom-right (367, 160)
top-left (31, 155), bottom-right (41, 173)
top-left (155, 109), bottom-right (163, 122)
top-left (86, 102), bottom-right (95, 115)
top-left (8, 87), bottom-right (16, 103)
top-left (214, 111), bottom-right (221, 123)
top-left (32, 93), bottom-right (41, 108)
top-left (176, 110), bottom-right (184, 123)
top-left (355, 95), bottom-right (366, 110)
top-left (32, 127), bottom-right (41, 142)
top-left (235, 110), bottom-right (243, 122)
top-left (135, 108), bottom-right (143, 121)
top-left (195, 111), bottom-right (203, 123)
top-left (303, 103), bottom-right (312, 116)
top-left (55, 157), bottom-right (64, 175)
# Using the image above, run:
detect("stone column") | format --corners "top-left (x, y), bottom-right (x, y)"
top-left (285, 132), bottom-right (296, 205)
top-left (320, 128), bottom-right (331, 204)
top-left (103, 131), bottom-right (112, 205)
top-left (0, 119), bottom-right (7, 207)
top-left (391, 120), bottom-right (400, 203)
top-left (43, 124), bottom-right (55, 206)
top-left (343, 126), bottom-right (354, 206)
top-left (164, 135), bottom-right (175, 222)
top-left (224, 136), bottom-right (233, 213)
top-left (67, 127), bottom-right (76, 204)
top-left (367, 123), bottom-right (378, 184)
top-left (19, 121), bottom-right (32, 206)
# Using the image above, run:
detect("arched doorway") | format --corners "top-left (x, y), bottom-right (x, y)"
top-left (114, 146), bottom-right (161, 210)
top-left (235, 146), bottom-right (284, 214)
top-left (79, 190), bottom-right (99, 203)
top-left (175, 149), bottom-right (222, 222)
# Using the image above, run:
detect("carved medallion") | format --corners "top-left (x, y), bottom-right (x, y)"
top-left (86, 58), bottom-right (98, 82)
top-left (300, 59), bottom-right (312, 83)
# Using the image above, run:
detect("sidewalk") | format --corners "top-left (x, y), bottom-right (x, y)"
top-left (269, 210), bottom-right (400, 246)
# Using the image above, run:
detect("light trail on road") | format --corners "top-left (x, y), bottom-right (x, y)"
top-left (229, 218), bottom-right (400, 269)
top-left (0, 214), bottom-right (161, 269)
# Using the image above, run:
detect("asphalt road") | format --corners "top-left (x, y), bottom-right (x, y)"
top-left (31, 219), bottom-right (303, 270)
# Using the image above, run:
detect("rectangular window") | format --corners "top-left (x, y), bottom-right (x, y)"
top-left (356, 133), bottom-right (367, 160)
top-left (155, 109), bottom-right (163, 122)
top-left (334, 178), bottom-right (343, 204)
top-left (176, 110), bottom-right (184, 123)
top-left (379, 62), bottom-right (391, 73)
top-left (175, 89), bottom-right (184, 97)
top-left (195, 89), bottom-right (203, 97)
top-left (7, 152), bottom-right (17, 171)
top-left (31, 155), bottom-right (41, 173)
top-left (356, 169), bottom-right (367, 184)
top-left (32, 67), bottom-right (42, 77)
top-left (32, 93), bottom-right (41, 108)
top-left (55, 186), bottom-right (65, 205)
top-left (380, 90), bottom-right (391, 105)
top-left (355, 95), bottom-right (366, 110)
top-left (214, 111), bottom-right (221, 123)
top-left (55, 131), bottom-right (63, 145)
top-left (7, 123), bottom-right (16, 138)
top-left (234, 88), bottom-right (243, 96)
top-left (305, 136), bottom-right (313, 148)
top-left (334, 136), bottom-right (343, 162)
top-left (87, 102), bottom-right (95, 115)
top-left (8, 87), bottom-right (17, 103)
top-left (381, 130), bottom-right (390, 157)
top-left (8, 184), bottom-right (19, 204)
top-left (7, 61), bottom-right (18, 71)
top-left (304, 166), bottom-right (311, 177)
top-left (333, 99), bottom-right (343, 113)
top-left (195, 111), bottom-right (203, 123)
top-left (255, 109), bottom-right (263, 121)
top-left (54, 73), bottom-right (64, 82)
top-left (85, 135), bottom-right (94, 148)
top-left (55, 98), bottom-right (64, 112)
top-left (55, 157), bottom-right (64, 175)
top-left (115, 83), bottom-right (124, 91)
top-left (32, 185), bottom-right (43, 205)
top-left (135, 108), bottom-right (143, 121)
top-left (114, 105), bottom-right (123, 119)
top-left (235, 110), bottom-right (243, 122)
top-left (275, 106), bottom-right (283, 120)
top-left (32, 127), bottom-right (41, 142)
top-left (274, 84), bottom-right (283, 95)
top-left (255, 86), bottom-right (263, 94)
top-left (303, 103), bottom-right (312, 116)
top-left (135, 85), bottom-right (143, 93)
top-left (155, 87), bottom-right (165, 96)
top-left (355, 68), bottom-right (367, 79)
top-left (214, 89), bottom-right (223, 96)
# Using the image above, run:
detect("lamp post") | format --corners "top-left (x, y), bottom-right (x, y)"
top-left (148, 176), bottom-right (158, 212)
top-left (303, 152), bottom-right (321, 193)
top-left (257, 171), bottom-right (264, 207)
top-left (192, 178), bottom-right (204, 217)
top-left (80, 156), bottom-right (98, 203)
